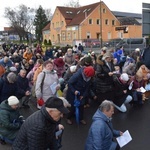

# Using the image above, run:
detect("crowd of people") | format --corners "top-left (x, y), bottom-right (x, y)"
top-left (0, 42), bottom-right (150, 149)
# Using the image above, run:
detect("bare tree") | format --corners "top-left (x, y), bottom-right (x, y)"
top-left (4, 5), bottom-right (35, 42)
top-left (45, 8), bottom-right (53, 21)
top-left (64, 0), bottom-right (80, 8)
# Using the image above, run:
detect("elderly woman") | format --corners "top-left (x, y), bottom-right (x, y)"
top-left (0, 96), bottom-right (23, 144)
top-left (64, 48), bottom-right (75, 70)
top-left (35, 60), bottom-right (60, 109)
top-left (95, 52), bottom-right (115, 103)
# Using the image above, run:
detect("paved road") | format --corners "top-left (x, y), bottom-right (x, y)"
top-left (1, 98), bottom-right (150, 150)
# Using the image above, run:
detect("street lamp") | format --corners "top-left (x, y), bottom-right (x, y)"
top-left (100, 0), bottom-right (103, 48)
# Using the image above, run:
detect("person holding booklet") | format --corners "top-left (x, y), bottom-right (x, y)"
top-left (85, 100), bottom-right (123, 150)
top-left (131, 72), bottom-right (146, 105)
top-left (35, 60), bottom-right (60, 109)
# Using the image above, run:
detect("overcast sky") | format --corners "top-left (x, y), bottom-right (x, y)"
top-left (0, 0), bottom-right (150, 30)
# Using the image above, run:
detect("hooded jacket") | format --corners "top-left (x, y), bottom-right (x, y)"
top-left (0, 100), bottom-right (21, 140)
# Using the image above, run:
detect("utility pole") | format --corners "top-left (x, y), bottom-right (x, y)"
top-left (100, 0), bottom-right (103, 48)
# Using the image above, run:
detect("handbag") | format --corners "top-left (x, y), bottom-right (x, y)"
top-left (37, 98), bottom-right (44, 106)
top-left (37, 72), bottom-right (46, 106)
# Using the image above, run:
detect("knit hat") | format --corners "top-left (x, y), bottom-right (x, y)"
top-left (120, 73), bottom-right (129, 81)
top-left (135, 48), bottom-right (140, 52)
top-left (70, 65), bottom-right (77, 73)
top-left (101, 47), bottom-right (108, 52)
top-left (54, 58), bottom-right (65, 67)
top-left (84, 66), bottom-right (95, 77)
top-left (45, 97), bottom-right (69, 114)
top-left (9, 66), bottom-right (17, 72)
top-left (8, 96), bottom-right (19, 106)
top-left (84, 56), bottom-right (92, 65)
top-left (102, 52), bottom-right (113, 60)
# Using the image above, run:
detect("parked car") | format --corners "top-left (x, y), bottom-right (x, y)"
top-left (83, 39), bottom-right (100, 48)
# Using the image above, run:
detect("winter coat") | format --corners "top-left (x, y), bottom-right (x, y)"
top-left (33, 65), bottom-right (43, 83)
top-left (23, 51), bottom-right (33, 62)
top-left (16, 75), bottom-right (30, 99)
top-left (11, 56), bottom-right (22, 64)
top-left (64, 53), bottom-right (75, 67)
top-left (132, 77), bottom-right (145, 90)
top-left (53, 64), bottom-right (65, 78)
top-left (35, 69), bottom-right (59, 102)
top-left (44, 49), bottom-right (54, 60)
top-left (85, 109), bottom-right (120, 150)
top-left (142, 46), bottom-right (150, 69)
top-left (12, 106), bottom-right (58, 150)
top-left (63, 68), bottom-right (74, 84)
top-left (0, 76), bottom-right (18, 103)
top-left (113, 75), bottom-right (130, 107)
top-left (0, 58), bottom-right (13, 68)
top-left (0, 100), bottom-right (21, 140)
top-left (66, 68), bottom-right (91, 105)
top-left (95, 56), bottom-right (115, 93)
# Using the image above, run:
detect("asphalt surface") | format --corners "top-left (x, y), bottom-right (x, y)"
top-left (1, 97), bottom-right (150, 150)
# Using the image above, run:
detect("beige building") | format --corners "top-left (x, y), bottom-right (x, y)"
top-left (50, 1), bottom-right (142, 46)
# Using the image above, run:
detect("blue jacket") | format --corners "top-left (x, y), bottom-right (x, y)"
top-left (0, 58), bottom-right (13, 68)
top-left (66, 68), bottom-right (91, 105)
top-left (85, 109), bottom-right (120, 150)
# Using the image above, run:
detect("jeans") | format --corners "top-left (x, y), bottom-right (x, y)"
top-left (114, 95), bottom-right (132, 112)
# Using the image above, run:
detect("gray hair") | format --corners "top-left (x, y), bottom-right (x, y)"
top-left (7, 72), bottom-right (17, 83)
top-left (99, 100), bottom-right (114, 112)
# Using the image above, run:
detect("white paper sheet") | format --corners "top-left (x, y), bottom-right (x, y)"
top-left (140, 87), bottom-right (146, 93)
top-left (50, 82), bottom-right (57, 94)
top-left (116, 130), bottom-right (132, 148)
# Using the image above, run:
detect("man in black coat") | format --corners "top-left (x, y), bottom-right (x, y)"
top-left (17, 69), bottom-right (31, 108)
top-left (12, 97), bottom-right (69, 150)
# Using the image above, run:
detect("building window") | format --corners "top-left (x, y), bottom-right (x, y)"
top-left (89, 19), bottom-right (92, 24)
top-left (61, 21), bottom-right (64, 26)
top-left (103, 8), bottom-right (106, 13)
top-left (52, 23), bottom-right (54, 28)
top-left (68, 33), bottom-right (71, 40)
top-left (73, 32), bottom-right (76, 39)
top-left (56, 22), bottom-right (59, 27)
top-left (112, 20), bottom-right (115, 26)
top-left (105, 19), bottom-right (109, 25)
top-left (86, 32), bottom-right (91, 39)
top-left (62, 33), bottom-right (66, 41)
top-left (52, 35), bottom-right (55, 41)
top-left (96, 19), bottom-right (100, 25)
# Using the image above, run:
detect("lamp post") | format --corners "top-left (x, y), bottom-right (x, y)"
top-left (100, 0), bottom-right (103, 48)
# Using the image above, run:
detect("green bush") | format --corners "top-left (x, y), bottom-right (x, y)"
top-left (48, 39), bottom-right (52, 45)
top-left (44, 39), bottom-right (47, 45)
